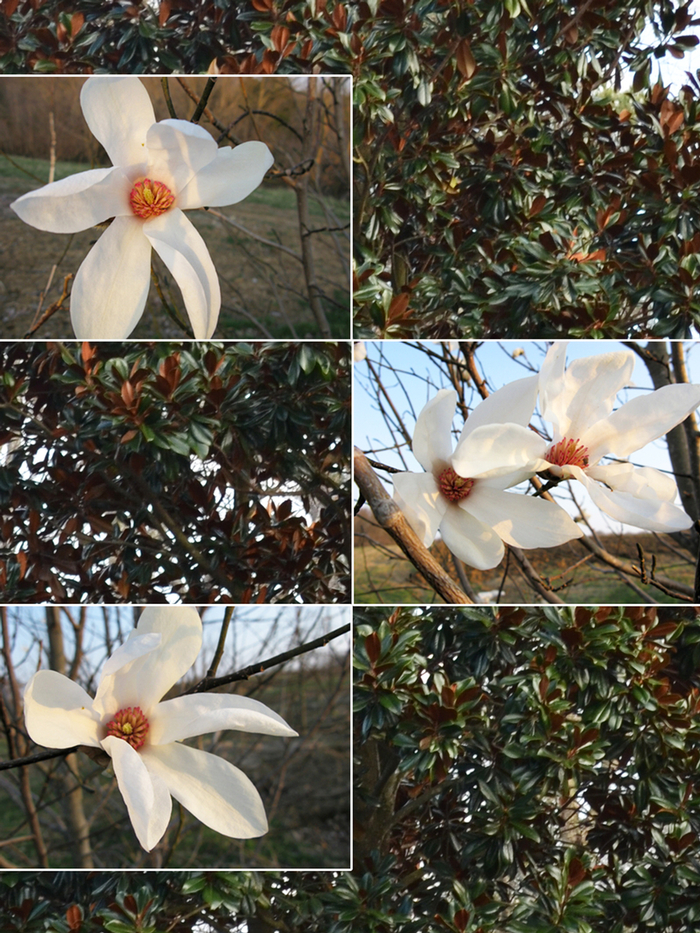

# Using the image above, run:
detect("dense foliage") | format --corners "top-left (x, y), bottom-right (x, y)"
top-left (0, 341), bottom-right (350, 603)
top-left (354, 603), bottom-right (700, 932)
top-left (2, 2), bottom-right (699, 336)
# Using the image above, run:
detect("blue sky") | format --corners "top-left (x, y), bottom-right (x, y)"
top-left (354, 340), bottom-right (700, 534)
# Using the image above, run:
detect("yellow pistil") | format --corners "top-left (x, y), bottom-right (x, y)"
top-left (129, 178), bottom-right (175, 220)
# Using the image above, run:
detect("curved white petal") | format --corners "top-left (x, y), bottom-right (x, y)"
top-left (392, 470), bottom-right (446, 547)
top-left (458, 376), bottom-right (538, 444)
top-left (23, 671), bottom-right (101, 749)
top-left (142, 742), bottom-right (268, 839)
top-left (149, 694), bottom-right (297, 746)
top-left (569, 464), bottom-right (693, 532)
top-left (588, 461), bottom-right (679, 502)
top-left (452, 422), bottom-right (548, 481)
top-left (464, 485), bottom-right (583, 549)
top-left (584, 383), bottom-right (700, 463)
top-left (80, 77), bottom-right (155, 168)
top-left (412, 388), bottom-right (457, 473)
top-left (70, 216), bottom-right (151, 339)
top-left (100, 632), bottom-right (162, 681)
top-left (103, 736), bottom-right (172, 851)
top-left (10, 168), bottom-right (129, 234)
top-left (177, 141), bottom-right (274, 209)
top-left (541, 348), bottom-right (634, 440)
top-left (438, 504), bottom-right (505, 570)
top-left (146, 120), bottom-right (218, 195)
top-left (94, 608), bottom-right (202, 718)
top-left (144, 209), bottom-right (220, 339)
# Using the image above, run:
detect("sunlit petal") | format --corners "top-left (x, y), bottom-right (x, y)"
top-left (464, 485), bottom-right (583, 549)
top-left (584, 383), bottom-right (700, 462)
top-left (24, 671), bottom-right (101, 749)
top-left (146, 119), bottom-right (219, 194)
top-left (95, 607), bottom-right (202, 718)
top-left (569, 464), bottom-right (693, 532)
top-left (439, 505), bottom-right (505, 570)
top-left (103, 736), bottom-right (172, 851)
top-left (458, 376), bottom-right (538, 444)
top-left (70, 216), bottom-right (152, 339)
top-left (143, 743), bottom-right (269, 839)
top-left (412, 388), bottom-right (458, 472)
top-left (393, 470), bottom-right (446, 546)
top-left (452, 422), bottom-right (548, 481)
top-left (80, 77), bottom-right (155, 168)
top-left (145, 209), bottom-right (221, 338)
top-left (541, 346), bottom-right (634, 440)
top-left (150, 693), bottom-right (298, 745)
top-left (10, 168), bottom-right (129, 234)
top-left (177, 141), bottom-right (275, 209)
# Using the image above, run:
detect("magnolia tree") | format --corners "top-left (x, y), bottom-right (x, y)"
top-left (2, 75), bottom-right (350, 340)
top-left (0, 605), bottom-right (351, 869)
top-left (0, 340), bottom-right (350, 604)
top-left (353, 603), bottom-right (700, 933)
top-left (354, 340), bottom-right (700, 605)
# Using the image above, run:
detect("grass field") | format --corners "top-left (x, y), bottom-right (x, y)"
top-left (354, 513), bottom-right (696, 605)
top-left (0, 154), bottom-right (350, 339)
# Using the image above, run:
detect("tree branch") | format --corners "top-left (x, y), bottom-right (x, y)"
top-left (354, 448), bottom-right (472, 604)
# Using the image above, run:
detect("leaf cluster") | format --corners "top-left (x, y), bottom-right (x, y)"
top-left (0, 341), bottom-right (350, 603)
top-left (353, 604), bottom-right (700, 932)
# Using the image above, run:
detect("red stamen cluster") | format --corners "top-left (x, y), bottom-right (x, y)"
top-left (437, 466), bottom-right (474, 503)
top-left (547, 437), bottom-right (590, 469)
top-left (105, 706), bottom-right (149, 750)
top-left (129, 179), bottom-right (175, 219)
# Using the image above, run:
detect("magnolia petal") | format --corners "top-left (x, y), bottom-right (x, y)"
top-left (142, 742), bottom-right (269, 839)
top-left (412, 388), bottom-right (458, 473)
top-left (464, 484), bottom-right (583, 549)
top-left (23, 670), bottom-right (101, 749)
top-left (177, 141), bottom-right (274, 209)
top-left (588, 461), bottom-right (679, 502)
top-left (95, 607), bottom-right (202, 718)
top-left (144, 209), bottom-right (221, 339)
top-left (10, 168), bottom-right (129, 234)
top-left (584, 383), bottom-right (700, 463)
top-left (458, 376), bottom-right (538, 444)
top-left (149, 694), bottom-right (297, 746)
top-left (569, 464), bottom-right (693, 532)
top-left (80, 77), bottom-right (155, 169)
top-left (392, 470), bottom-right (446, 547)
top-left (541, 347), bottom-right (634, 441)
top-left (70, 216), bottom-right (152, 339)
top-left (103, 736), bottom-right (172, 852)
top-left (146, 120), bottom-right (218, 195)
top-left (439, 504), bottom-right (505, 570)
top-left (451, 422), bottom-right (548, 481)
top-left (100, 632), bottom-right (162, 679)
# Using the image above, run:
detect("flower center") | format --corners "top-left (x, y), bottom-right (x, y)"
top-left (105, 706), bottom-right (149, 750)
top-left (129, 179), bottom-right (175, 220)
top-left (437, 466), bottom-right (474, 503)
top-left (547, 437), bottom-right (590, 469)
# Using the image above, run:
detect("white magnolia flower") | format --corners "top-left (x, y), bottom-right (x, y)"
top-left (538, 343), bottom-right (700, 532)
top-left (11, 77), bottom-right (273, 340)
top-left (23, 607), bottom-right (297, 851)
top-left (392, 380), bottom-right (583, 570)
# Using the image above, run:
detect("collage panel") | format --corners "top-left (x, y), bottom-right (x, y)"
top-left (0, 74), bottom-right (350, 341)
top-left (354, 339), bottom-right (700, 607)
top-left (0, 603), bottom-right (351, 868)
top-left (2, 0), bottom-right (700, 928)
top-left (0, 340), bottom-right (351, 604)
top-left (354, 602), bottom-right (700, 928)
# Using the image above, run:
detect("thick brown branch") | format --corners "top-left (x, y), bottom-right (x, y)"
top-left (354, 448), bottom-right (471, 604)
